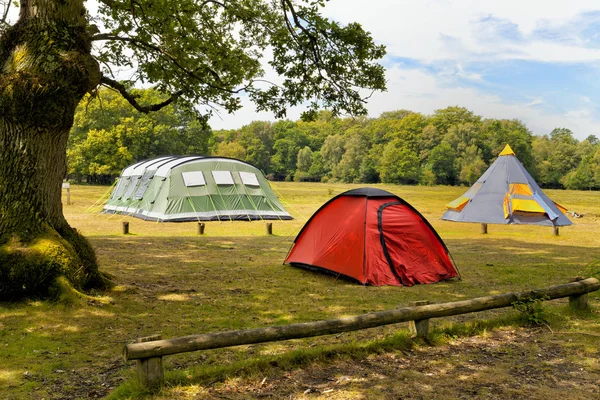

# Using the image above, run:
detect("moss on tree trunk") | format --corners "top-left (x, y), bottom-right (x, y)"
top-left (0, 0), bottom-right (108, 300)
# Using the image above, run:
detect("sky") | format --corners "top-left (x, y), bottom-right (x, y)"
top-left (4, 0), bottom-right (600, 139)
top-left (207, 0), bottom-right (600, 140)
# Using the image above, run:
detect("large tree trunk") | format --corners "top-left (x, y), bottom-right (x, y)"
top-left (0, 0), bottom-right (108, 299)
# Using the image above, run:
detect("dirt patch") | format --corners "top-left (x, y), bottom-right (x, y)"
top-left (22, 358), bottom-right (126, 400)
top-left (191, 328), bottom-right (600, 400)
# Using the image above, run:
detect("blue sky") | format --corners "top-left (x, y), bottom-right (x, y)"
top-left (209, 0), bottom-right (600, 140)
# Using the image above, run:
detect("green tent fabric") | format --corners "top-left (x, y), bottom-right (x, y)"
top-left (442, 144), bottom-right (571, 227)
top-left (103, 156), bottom-right (293, 221)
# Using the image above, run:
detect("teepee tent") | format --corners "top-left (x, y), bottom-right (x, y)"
top-left (285, 188), bottom-right (459, 286)
top-left (442, 144), bottom-right (571, 228)
top-left (103, 156), bottom-right (292, 221)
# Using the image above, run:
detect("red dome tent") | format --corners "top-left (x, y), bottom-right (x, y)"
top-left (285, 188), bottom-right (459, 286)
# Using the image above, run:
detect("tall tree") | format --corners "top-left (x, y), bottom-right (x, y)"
top-left (333, 133), bottom-right (367, 183)
top-left (430, 106), bottom-right (481, 135)
top-left (426, 142), bottom-right (457, 185)
top-left (238, 121), bottom-right (274, 172)
top-left (320, 134), bottom-right (346, 175)
top-left (383, 112), bottom-right (426, 153)
top-left (0, 0), bottom-right (386, 299)
top-left (458, 144), bottom-right (487, 185)
top-left (271, 138), bottom-right (300, 180)
top-left (379, 140), bottom-right (420, 184)
top-left (294, 146), bottom-right (313, 182)
top-left (481, 119), bottom-right (533, 169)
top-left (547, 128), bottom-right (580, 188)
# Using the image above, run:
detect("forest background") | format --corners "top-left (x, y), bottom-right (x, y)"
top-left (68, 88), bottom-right (600, 190)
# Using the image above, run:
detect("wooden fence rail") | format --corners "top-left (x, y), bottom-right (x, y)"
top-left (124, 277), bottom-right (599, 388)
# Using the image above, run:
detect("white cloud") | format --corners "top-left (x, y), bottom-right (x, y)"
top-left (525, 98), bottom-right (544, 107)
top-left (360, 65), bottom-right (600, 139)
top-left (322, 0), bottom-right (600, 63)
top-left (508, 41), bottom-right (600, 62)
top-left (565, 108), bottom-right (592, 119)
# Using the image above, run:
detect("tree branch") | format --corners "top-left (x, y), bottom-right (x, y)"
top-left (1, 0), bottom-right (10, 25)
top-left (200, 0), bottom-right (226, 8)
top-left (100, 76), bottom-right (183, 113)
top-left (280, 0), bottom-right (355, 100)
top-left (92, 34), bottom-right (234, 92)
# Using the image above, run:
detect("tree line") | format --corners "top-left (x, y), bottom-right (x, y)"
top-left (68, 88), bottom-right (600, 190)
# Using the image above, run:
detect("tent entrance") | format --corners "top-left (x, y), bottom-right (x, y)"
top-left (377, 201), bottom-right (456, 286)
top-left (377, 202), bottom-right (407, 285)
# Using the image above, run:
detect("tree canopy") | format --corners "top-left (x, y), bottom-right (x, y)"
top-left (71, 100), bottom-right (600, 191)
top-left (92, 0), bottom-right (386, 121)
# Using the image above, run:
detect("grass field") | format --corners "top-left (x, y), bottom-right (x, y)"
top-left (1, 182), bottom-right (599, 399)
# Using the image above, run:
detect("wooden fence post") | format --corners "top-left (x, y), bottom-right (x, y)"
top-left (481, 223), bottom-right (488, 234)
top-left (408, 300), bottom-right (431, 338)
top-left (198, 222), bottom-right (205, 235)
top-left (568, 277), bottom-right (588, 310)
top-left (122, 221), bottom-right (129, 235)
top-left (569, 293), bottom-right (588, 310)
top-left (266, 222), bottom-right (273, 235)
top-left (135, 335), bottom-right (164, 389)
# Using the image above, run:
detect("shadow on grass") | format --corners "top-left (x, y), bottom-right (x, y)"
top-left (107, 314), bottom-right (532, 399)
top-left (109, 305), bottom-right (600, 399)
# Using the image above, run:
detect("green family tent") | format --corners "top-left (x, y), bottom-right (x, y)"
top-left (442, 144), bottom-right (571, 227)
top-left (102, 156), bottom-right (293, 221)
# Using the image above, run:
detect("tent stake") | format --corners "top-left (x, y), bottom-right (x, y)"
top-left (266, 222), bottom-right (273, 235)
top-left (553, 226), bottom-right (559, 236)
top-left (198, 222), bottom-right (205, 235)
top-left (122, 221), bottom-right (130, 235)
top-left (481, 223), bottom-right (488, 234)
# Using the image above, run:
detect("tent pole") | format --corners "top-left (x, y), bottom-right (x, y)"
top-left (239, 180), bottom-right (265, 222)
top-left (553, 226), bottom-right (559, 236)
top-left (214, 184), bottom-right (233, 222)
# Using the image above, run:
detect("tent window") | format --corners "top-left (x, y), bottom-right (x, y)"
top-left (239, 171), bottom-right (260, 186)
top-left (133, 170), bottom-right (156, 200)
top-left (113, 177), bottom-right (129, 199)
top-left (122, 176), bottom-right (141, 199)
top-left (182, 171), bottom-right (206, 187)
top-left (212, 171), bottom-right (234, 185)
top-left (511, 199), bottom-right (545, 214)
top-left (445, 196), bottom-right (469, 211)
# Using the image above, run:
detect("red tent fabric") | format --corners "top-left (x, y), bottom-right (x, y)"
top-left (285, 188), bottom-right (459, 286)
